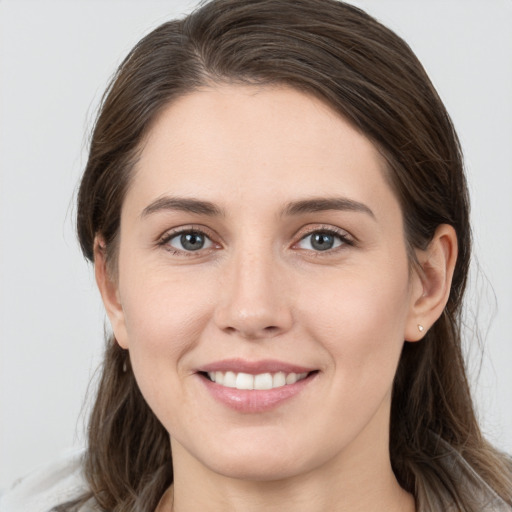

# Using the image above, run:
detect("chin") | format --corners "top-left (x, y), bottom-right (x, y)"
top-left (180, 430), bottom-right (324, 482)
top-left (205, 454), bottom-right (309, 482)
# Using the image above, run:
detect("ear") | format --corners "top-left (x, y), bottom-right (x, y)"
top-left (94, 236), bottom-right (129, 349)
top-left (404, 224), bottom-right (458, 342)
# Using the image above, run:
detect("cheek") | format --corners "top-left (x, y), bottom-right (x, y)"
top-left (119, 266), bottom-right (215, 369)
top-left (296, 272), bottom-right (411, 453)
top-left (118, 268), bottom-right (218, 427)
top-left (299, 264), bottom-right (411, 383)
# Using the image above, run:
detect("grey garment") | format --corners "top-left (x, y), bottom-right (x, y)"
top-left (1, 444), bottom-right (511, 512)
top-left (0, 450), bottom-right (95, 512)
top-left (415, 434), bottom-right (512, 512)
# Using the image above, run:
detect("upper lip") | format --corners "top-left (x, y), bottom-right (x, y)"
top-left (198, 358), bottom-right (316, 375)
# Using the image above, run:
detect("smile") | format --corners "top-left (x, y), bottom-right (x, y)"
top-left (206, 371), bottom-right (309, 390)
top-left (198, 359), bottom-right (318, 412)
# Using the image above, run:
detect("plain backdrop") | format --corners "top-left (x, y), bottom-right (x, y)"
top-left (1, 0), bottom-right (511, 493)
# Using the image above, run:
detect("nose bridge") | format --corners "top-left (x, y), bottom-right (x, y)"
top-left (214, 238), bottom-right (293, 339)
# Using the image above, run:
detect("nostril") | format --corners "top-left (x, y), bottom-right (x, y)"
top-left (222, 324), bottom-right (281, 338)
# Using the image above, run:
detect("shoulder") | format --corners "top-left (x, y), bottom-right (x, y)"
top-left (0, 449), bottom-right (95, 512)
top-left (417, 434), bottom-right (512, 511)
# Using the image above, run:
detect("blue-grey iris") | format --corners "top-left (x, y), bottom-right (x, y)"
top-left (311, 233), bottom-right (334, 251)
top-left (181, 233), bottom-right (205, 251)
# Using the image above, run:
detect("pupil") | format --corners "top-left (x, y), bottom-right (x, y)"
top-left (312, 233), bottom-right (334, 251)
top-left (181, 233), bottom-right (204, 251)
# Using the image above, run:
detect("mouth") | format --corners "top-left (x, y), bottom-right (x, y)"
top-left (201, 370), bottom-right (314, 390)
top-left (196, 359), bottom-right (319, 412)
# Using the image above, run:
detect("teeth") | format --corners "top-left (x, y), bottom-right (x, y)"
top-left (223, 371), bottom-right (236, 388)
top-left (207, 370), bottom-right (309, 390)
top-left (273, 371), bottom-right (286, 387)
top-left (235, 372), bottom-right (254, 390)
top-left (286, 372), bottom-right (297, 385)
top-left (254, 373), bottom-right (273, 390)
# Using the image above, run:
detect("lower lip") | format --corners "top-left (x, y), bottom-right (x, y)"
top-left (199, 373), bottom-right (316, 413)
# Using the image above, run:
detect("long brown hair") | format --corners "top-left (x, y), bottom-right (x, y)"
top-left (66, 0), bottom-right (511, 510)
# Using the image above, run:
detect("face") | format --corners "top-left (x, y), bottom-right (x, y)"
top-left (103, 84), bottom-right (424, 481)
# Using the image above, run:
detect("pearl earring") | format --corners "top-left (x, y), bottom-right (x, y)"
top-left (418, 324), bottom-right (424, 332)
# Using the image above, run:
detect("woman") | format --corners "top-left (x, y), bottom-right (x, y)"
top-left (2, 0), bottom-right (511, 510)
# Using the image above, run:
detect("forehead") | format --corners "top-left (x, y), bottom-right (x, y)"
top-left (126, 84), bottom-right (398, 219)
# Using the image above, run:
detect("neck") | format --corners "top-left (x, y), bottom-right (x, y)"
top-left (166, 461), bottom-right (414, 512)
top-left (162, 404), bottom-right (415, 512)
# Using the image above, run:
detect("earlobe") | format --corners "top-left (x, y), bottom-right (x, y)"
top-left (94, 236), bottom-right (129, 349)
top-left (405, 224), bottom-right (458, 342)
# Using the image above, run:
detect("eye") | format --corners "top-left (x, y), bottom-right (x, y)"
top-left (165, 230), bottom-right (214, 252)
top-left (296, 230), bottom-right (349, 251)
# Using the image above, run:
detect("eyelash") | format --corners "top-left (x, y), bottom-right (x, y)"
top-left (157, 225), bottom-right (354, 256)
top-left (294, 226), bottom-right (354, 253)
top-left (158, 226), bottom-right (219, 256)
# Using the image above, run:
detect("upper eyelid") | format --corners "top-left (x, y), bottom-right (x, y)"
top-left (291, 226), bottom-right (357, 254)
top-left (294, 224), bottom-right (354, 241)
top-left (158, 224), bottom-right (219, 243)
top-left (156, 223), bottom-right (355, 249)
top-left (158, 227), bottom-right (221, 256)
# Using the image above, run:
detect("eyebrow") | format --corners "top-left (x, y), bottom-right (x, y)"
top-left (140, 196), bottom-right (224, 218)
top-left (140, 195), bottom-right (375, 220)
top-left (281, 197), bottom-right (375, 219)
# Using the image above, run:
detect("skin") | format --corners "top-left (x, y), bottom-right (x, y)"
top-left (95, 84), bottom-right (457, 512)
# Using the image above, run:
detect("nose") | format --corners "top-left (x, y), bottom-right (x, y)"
top-left (214, 248), bottom-right (293, 340)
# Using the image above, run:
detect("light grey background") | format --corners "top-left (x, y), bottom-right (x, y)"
top-left (1, 0), bottom-right (511, 492)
